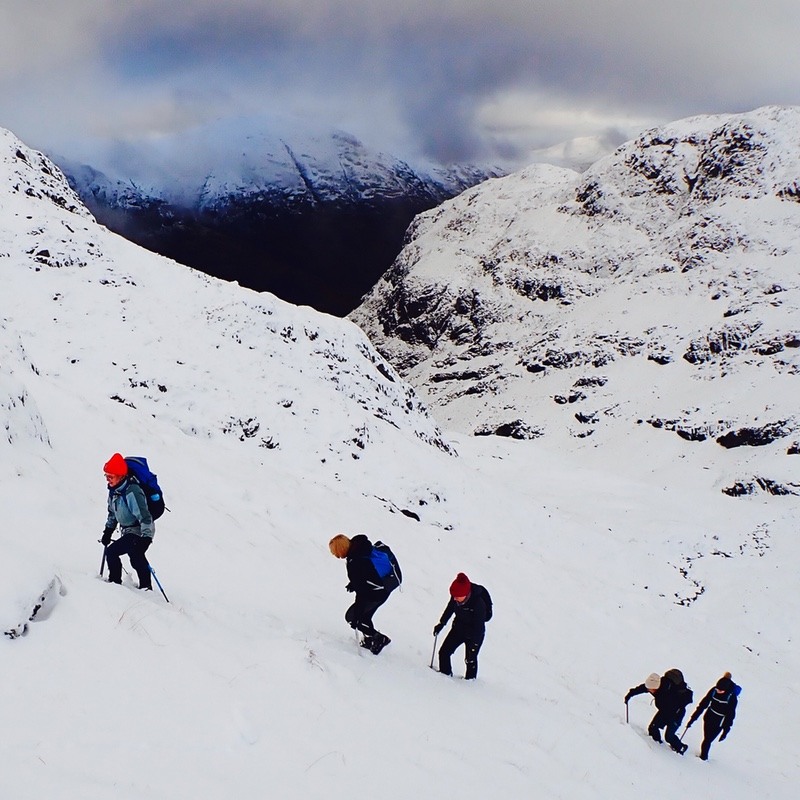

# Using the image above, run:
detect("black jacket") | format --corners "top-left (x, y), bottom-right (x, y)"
top-left (626, 677), bottom-right (692, 722)
top-left (438, 584), bottom-right (492, 638)
top-left (345, 534), bottom-right (401, 594)
top-left (688, 686), bottom-right (738, 730)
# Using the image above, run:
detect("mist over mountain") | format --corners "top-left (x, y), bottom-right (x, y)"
top-left (53, 122), bottom-right (501, 316)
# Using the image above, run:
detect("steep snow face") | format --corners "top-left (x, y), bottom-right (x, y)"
top-left (351, 106), bottom-right (800, 495)
top-left (0, 128), bottom-right (453, 481)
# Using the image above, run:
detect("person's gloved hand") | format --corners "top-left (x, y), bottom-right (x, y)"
top-left (433, 622), bottom-right (445, 636)
top-left (719, 728), bottom-right (729, 741)
top-left (345, 582), bottom-right (354, 593)
top-left (101, 528), bottom-right (113, 546)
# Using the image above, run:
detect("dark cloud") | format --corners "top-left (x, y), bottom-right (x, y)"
top-left (1, 1), bottom-right (799, 170)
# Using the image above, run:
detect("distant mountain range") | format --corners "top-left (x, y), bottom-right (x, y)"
top-left (52, 122), bottom-right (502, 316)
top-left (351, 105), bottom-right (800, 497)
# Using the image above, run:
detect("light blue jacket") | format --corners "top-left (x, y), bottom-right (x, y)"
top-left (106, 478), bottom-right (155, 539)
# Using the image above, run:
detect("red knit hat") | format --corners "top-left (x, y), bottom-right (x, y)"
top-left (103, 453), bottom-right (128, 477)
top-left (450, 572), bottom-right (472, 598)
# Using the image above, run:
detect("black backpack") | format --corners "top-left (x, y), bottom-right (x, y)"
top-left (664, 668), bottom-right (693, 708)
top-left (475, 584), bottom-right (493, 621)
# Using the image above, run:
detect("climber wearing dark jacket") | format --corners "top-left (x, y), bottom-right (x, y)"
top-left (686, 672), bottom-right (739, 761)
top-left (625, 670), bottom-right (692, 754)
top-left (433, 573), bottom-right (493, 680)
top-left (329, 533), bottom-right (401, 655)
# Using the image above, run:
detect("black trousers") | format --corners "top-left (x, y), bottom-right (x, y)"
top-left (648, 709), bottom-right (684, 751)
top-left (106, 533), bottom-right (152, 589)
top-left (345, 589), bottom-right (391, 638)
top-left (438, 628), bottom-right (484, 679)
top-left (700, 713), bottom-right (724, 759)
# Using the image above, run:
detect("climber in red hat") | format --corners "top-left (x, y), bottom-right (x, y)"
top-left (432, 573), bottom-right (493, 679)
top-left (101, 453), bottom-right (155, 590)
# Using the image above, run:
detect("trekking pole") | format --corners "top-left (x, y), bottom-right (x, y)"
top-left (679, 724), bottom-right (689, 741)
top-left (429, 632), bottom-right (439, 669)
top-left (100, 545), bottom-right (107, 577)
top-left (149, 565), bottom-right (170, 603)
top-left (625, 701), bottom-right (629, 724)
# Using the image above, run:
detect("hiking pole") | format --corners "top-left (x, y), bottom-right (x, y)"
top-left (100, 545), bottom-right (107, 577)
top-left (149, 565), bottom-right (170, 603)
top-left (429, 632), bottom-right (440, 669)
top-left (625, 700), bottom-right (629, 724)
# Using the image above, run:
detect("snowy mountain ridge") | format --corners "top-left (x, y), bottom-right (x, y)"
top-left (351, 105), bottom-right (800, 498)
top-left (52, 119), bottom-right (502, 316)
top-left (55, 119), bottom-right (501, 214)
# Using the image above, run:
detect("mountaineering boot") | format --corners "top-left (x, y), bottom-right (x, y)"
top-left (370, 633), bottom-right (391, 655)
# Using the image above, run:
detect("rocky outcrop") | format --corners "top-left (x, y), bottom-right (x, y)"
top-left (350, 107), bottom-right (800, 460)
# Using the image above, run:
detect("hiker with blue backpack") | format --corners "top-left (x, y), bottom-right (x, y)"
top-left (100, 453), bottom-right (157, 590)
top-left (433, 573), bottom-right (492, 680)
top-left (685, 672), bottom-right (740, 760)
top-left (328, 533), bottom-right (401, 655)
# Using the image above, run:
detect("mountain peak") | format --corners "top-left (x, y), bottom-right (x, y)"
top-left (350, 106), bottom-right (800, 494)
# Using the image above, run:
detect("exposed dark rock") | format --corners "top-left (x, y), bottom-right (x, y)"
top-left (723, 477), bottom-right (800, 496)
top-left (683, 322), bottom-right (762, 364)
top-left (716, 421), bottom-right (791, 448)
top-left (573, 375), bottom-right (607, 388)
top-left (554, 391), bottom-right (585, 404)
top-left (722, 481), bottom-right (757, 496)
top-left (474, 420), bottom-right (543, 440)
top-left (430, 368), bottom-right (493, 383)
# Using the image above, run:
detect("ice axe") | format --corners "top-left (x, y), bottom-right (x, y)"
top-left (429, 631), bottom-right (440, 670)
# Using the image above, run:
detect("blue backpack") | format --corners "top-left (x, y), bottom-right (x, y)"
top-left (370, 547), bottom-right (392, 578)
top-left (369, 541), bottom-right (402, 590)
top-left (125, 456), bottom-right (166, 520)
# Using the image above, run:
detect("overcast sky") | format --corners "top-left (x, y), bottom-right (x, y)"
top-left (1, 1), bottom-right (799, 173)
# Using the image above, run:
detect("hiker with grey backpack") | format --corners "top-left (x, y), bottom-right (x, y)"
top-left (329, 533), bottom-right (401, 655)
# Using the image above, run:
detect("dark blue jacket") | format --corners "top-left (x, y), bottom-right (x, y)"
top-left (438, 584), bottom-right (492, 638)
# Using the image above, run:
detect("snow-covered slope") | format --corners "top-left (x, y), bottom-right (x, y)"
top-left (1, 125), bottom-right (797, 800)
top-left (351, 106), bottom-right (800, 498)
top-left (1, 127), bottom-right (452, 464)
